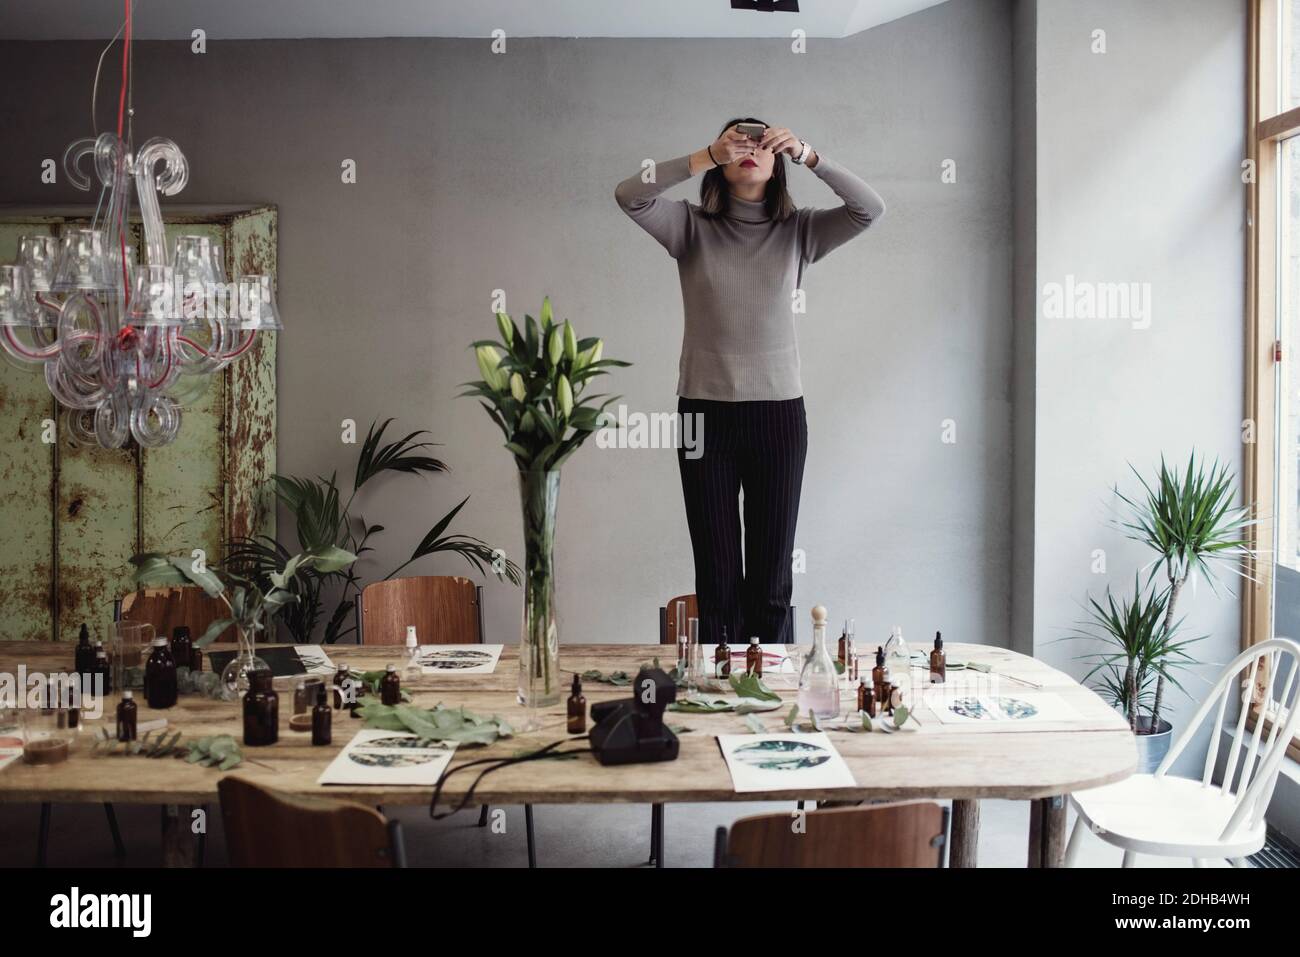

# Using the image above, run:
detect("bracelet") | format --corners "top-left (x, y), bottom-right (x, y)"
top-left (792, 140), bottom-right (811, 165)
top-left (706, 144), bottom-right (720, 168)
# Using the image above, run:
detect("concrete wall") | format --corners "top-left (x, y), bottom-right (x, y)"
top-left (0, 0), bottom-right (1016, 651)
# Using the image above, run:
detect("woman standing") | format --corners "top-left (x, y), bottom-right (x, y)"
top-left (615, 118), bottom-right (885, 645)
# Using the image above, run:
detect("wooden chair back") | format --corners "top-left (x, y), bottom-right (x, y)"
top-left (715, 802), bottom-right (949, 868)
top-left (1160, 637), bottom-right (1300, 842)
top-left (659, 593), bottom-right (699, 645)
top-left (218, 777), bottom-right (405, 867)
top-left (120, 587), bottom-right (235, 643)
top-left (358, 576), bottom-right (484, 645)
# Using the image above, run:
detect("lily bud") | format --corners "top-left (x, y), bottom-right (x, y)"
top-left (540, 296), bottom-right (554, 330)
top-left (475, 345), bottom-right (504, 391)
top-left (563, 320), bottom-right (577, 363)
top-left (520, 409), bottom-right (535, 432)
top-left (510, 372), bottom-right (526, 402)
top-left (590, 339), bottom-right (603, 364)
top-left (556, 374), bottom-right (573, 419)
top-left (495, 311), bottom-right (514, 346)
top-left (546, 327), bottom-right (563, 367)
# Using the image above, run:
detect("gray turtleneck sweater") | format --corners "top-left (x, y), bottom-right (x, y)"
top-left (615, 153), bottom-right (884, 401)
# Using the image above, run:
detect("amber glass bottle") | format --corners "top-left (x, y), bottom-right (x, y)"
top-left (714, 626), bottom-right (732, 679)
top-left (144, 637), bottom-right (178, 708)
top-left (170, 626), bottom-right (193, 673)
top-left (94, 642), bottom-right (112, 694)
top-left (74, 623), bottom-right (96, 679)
top-left (311, 685), bottom-right (332, 746)
top-left (116, 691), bottom-right (137, 742)
top-left (929, 631), bottom-right (946, 684)
top-left (746, 636), bottom-right (762, 677)
top-left (380, 664), bottom-right (401, 705)
top-left (567, 673), bottom-right (587, 734)
top-left (333, 665), bottom-right (351, 710)
top-left (871, 646), bottom-right (886, 700)
top-left (243, 670), bottom-right (279, 746)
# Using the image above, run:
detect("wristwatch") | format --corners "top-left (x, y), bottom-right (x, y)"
top-left (792, 140), bottom-right (812, 165)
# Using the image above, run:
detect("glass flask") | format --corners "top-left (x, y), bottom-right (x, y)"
top-left (797, 605), bottom-right (840, 719)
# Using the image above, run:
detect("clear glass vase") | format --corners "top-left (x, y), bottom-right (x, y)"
top-left (518, 469), bottom-right (562, 718)
top-left (220, 622), bottom-right (268, 701)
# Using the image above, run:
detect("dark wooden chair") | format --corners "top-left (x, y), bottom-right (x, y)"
top-left (357, 576), bottom-right (484, 645)
top-left (356, 576), bottom-right (534, 862)
top-left (715, 802), bottom-right (949, 867)
top-left (218, 777), bottom-right (406, 867)
top-left (121, 586), bottom-right (236, 644)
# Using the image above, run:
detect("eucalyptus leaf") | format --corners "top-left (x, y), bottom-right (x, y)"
top-left (742, 714), bottom-right (767, 734)
top-left (727, 672), bottom-right (781, 702)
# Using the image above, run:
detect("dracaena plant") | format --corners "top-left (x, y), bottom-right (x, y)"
top-left (463, 296), bottom-right (630, 471)
top-left (129, 546), bottom-right (356, 649)
top-left (224, 418), bottom-right (520, 644)
top-left (1113, 452), bottom-right (1257, 730)
top-left (1067, 574), bottom-right (1204, 733)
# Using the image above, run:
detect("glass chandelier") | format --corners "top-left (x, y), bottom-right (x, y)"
top-left (0, 2), bottom-right (281, 449)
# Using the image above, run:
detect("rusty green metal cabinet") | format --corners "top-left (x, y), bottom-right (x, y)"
top-left (0, 205), bottom-right (277, 641)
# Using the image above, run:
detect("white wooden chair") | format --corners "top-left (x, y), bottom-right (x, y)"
top-left (1066, 637), bottom-right (1300, 867)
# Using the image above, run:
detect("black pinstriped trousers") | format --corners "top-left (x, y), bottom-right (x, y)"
top-left (677, 396), bottom-right (807, 645)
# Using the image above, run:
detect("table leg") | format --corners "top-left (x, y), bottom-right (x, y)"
top-left (1027, 795), bottom-right (1067, 868)
top-left (160, 804), bottom-right (200, 868)
top-left (949, 799), bottom-right (979, 868)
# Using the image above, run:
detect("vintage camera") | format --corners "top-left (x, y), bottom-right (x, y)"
top-left (589, 666), bottom-right (681, 766)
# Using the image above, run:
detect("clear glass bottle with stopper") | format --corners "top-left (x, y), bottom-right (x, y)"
top-left (883, 625), bottom-right (911, 705)
top-left (403, 625), bottom-right (421, 681)
top-left (798, 605), bottom-right (841, 719)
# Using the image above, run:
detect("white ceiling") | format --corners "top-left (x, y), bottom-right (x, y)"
top-left (0, 0), bottom-right (950, 40)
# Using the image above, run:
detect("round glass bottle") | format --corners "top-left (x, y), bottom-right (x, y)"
top-left (797, 605), bottom-right (840, 719)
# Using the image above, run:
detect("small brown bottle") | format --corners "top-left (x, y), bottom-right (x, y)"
top-left (74, 623), bottom-right (96, 679)
top-left (190, 646), bottom-right (203, 673)
top-left (567, 673), bottom-right (587, 734)
top-left (170, 626), bottom-right (193, 672)
top-left (380, 664), bottom-right (401, 705)
top-left (856, 677), bottom-right (870, 713)
top-left (311, 684), bottom-right (332, 746)
top-left (714, 626), bottom-right (732, 679)
top-left (746, 636), bottom-right (762, 677)
top-left (871, 646), bottom-right (886, 700)
top-left (838, 621), bottom-right (850, 668)
top-left (116, 690), bottom-right (137, 742)
top-left (243, 669), bottom-right (279, 747)
top-left (929, 631), bottom-right (946, 684)
top-left (144, 636), bottom-right (178, 709)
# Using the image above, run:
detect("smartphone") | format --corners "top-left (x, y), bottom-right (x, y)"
top-left (735, 122), bottom-right (766, 140)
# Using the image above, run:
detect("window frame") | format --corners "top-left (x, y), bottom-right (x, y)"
top-left (1247, 0), bottom-right (1300, 761)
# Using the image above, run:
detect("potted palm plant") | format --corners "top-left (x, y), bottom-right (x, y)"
top-left (461, 297), bottom-right (628, 717)
top-left (1071, 453), bottom-right (1257, 770)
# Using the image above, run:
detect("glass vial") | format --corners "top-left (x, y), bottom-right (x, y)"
top-left (144, 637), bottom-right (178, 709)
top-left (567, 673), bottom-right (587, 734)
top-left (797, 606), bottom-right (840, 719)
top-left (94, 641), bottom-right (112, 694)
top-left (116, 690), bottom-right (137, 742)
top-left (746, 636), bottom-right (763, 677)
top-left (243, 670), bottom-right (279, 747)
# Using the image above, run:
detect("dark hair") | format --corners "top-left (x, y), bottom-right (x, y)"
top-left (699, 116), bottom-right (796, 223)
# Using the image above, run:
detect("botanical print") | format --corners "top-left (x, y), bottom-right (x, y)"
top-left (717, 732), bottom-right (856, 793)
top-left (927, 691), bottom-right (1083, 725)
top-left (419, 644), bottom-right (503, 675)
top-left (318, 729), bottom-right (457, 786)
top-left (732, 739), bottom-right (831, 771)
top-left (295, 645), bottom-right (336, 676)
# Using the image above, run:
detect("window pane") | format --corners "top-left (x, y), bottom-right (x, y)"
top-left (1286, 0), bottom-right (1300, 110)
top-left (1278, 136), bottom-right (1300, 572)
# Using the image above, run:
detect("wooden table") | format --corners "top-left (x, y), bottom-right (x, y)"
top-left (0, 641), bottom-right (1135, 867)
